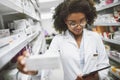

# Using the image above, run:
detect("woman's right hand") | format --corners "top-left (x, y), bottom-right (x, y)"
top-left (17, 51), bottom-right (38, 75)
top-left (76, 72), bottom-right (99, 80)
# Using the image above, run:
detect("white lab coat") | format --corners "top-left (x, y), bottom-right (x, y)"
top-left (48, 29), bottom-right (109, 80)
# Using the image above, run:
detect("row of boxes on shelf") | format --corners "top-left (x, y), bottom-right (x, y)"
top-left (0, 32), bottom-right (26, 48)
top-left (94, 5), bottom-right (120, 23)
top-left (93, 26), bottom-right (120, 40)
top-left (109, 50), bottom-right (120, 59)
top-left (0, 18), bottom-right (42, 48)
top-left (0, 29), bottom-right (10, 38)
top-left (8, 19), bottom-right (41, 35)
top-left (114, 5), bottom-right (120, 22)
top-left (105, 44), bottom-right (120, 58)
top-left (0, 18), bottom-right (41, 38)
top-left (100, 30), bottom-right (120, 40)
top-left (9, 0), bottom-right (40, 19)
top-left (94, 13), bottom-right (119, 24)
top-left (111, 66), bottom-right (120, 78)
top-left (95, 0), bottom-right (120, 8)
top-left (113, 30), bottom-right (120, 40)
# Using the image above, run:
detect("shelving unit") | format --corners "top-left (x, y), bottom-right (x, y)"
top-left (0, 0), bottom-right (46, 72)
top-left (0, 0), bottom-right (47, 80)
top-left (94, 0), bottom-right (120, 79)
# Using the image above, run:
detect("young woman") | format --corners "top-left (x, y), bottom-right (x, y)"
top-left (17, 0), bottom-right (109, 80)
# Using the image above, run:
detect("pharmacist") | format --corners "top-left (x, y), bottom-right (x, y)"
top-left (17, 0), bottom-right (110, 80)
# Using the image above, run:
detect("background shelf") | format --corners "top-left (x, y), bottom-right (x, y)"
top-left (110, 70), bottom-right (120, 79)
top-left (103, 38), bottom-right (120, 45)
top-left (0, 32), bottom-right (39, 69)
top-left (94, 22), bottom-right (120, 26)
top-left (96, 2), bottom-right (120, 11)
top-left (108, 54), bottom-right (120, 64)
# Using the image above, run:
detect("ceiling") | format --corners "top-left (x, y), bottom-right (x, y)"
top-left (38, 0), bottom-right (64, 20)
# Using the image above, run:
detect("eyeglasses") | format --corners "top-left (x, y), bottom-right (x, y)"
top-left (66, 18), bottom-right (87, 28)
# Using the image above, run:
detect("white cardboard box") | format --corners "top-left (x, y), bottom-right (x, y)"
top-left (0, 29), bottom-right (10, 38)
top-left (26, 50), bottom-right (60, 71)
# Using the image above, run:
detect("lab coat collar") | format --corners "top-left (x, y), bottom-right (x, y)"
top-left (64, 30), bottom-right (77, 47)
top-left (64, 29), bottom-right (87, 40)
top-left (64, 30), bottom-right (75, 39)
top-left (64, 29), bottom-right (88, 47)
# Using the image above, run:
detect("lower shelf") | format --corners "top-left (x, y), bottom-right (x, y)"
top-left (109, 70), bottom-right (120, 79)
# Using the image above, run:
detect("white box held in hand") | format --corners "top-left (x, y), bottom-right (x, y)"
top-left (25, 50), bottom-right (60, 71)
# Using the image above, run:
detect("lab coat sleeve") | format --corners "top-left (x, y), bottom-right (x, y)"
top-left (95, 33), bottom-right (110, 80)
top-left (48, 35), bottom-right (61, 53)
top-left (36, 35), bottom-right (61, 76)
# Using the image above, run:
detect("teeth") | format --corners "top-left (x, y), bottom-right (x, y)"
top-left (76, 30), bottom-right (80, 31)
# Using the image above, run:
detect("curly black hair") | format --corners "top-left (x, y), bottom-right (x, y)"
top-left (53, 0), bottom-right (97, 33)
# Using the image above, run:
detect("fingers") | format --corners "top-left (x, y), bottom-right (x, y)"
top-left (22, 50), bottom-right (30, 57)
top-left (17, 55), bottom-right (26, 73)
top-left (25, 71), bottom-right (38, 75)
top-left (17, 51), bottom-right (29, 71)
top-left (17, 51), bottom-right (38, 75)
top-left (76, 74), bottom-right (83, 80)
top-left (83, 72), bottom-right (99, 80)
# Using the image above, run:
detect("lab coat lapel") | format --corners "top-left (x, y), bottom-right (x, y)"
top-left (82, 29), bottom-right (93, 74)
top-left (65, 29), bottom-right (92, 73)
top-left (64, 30), bottom-right (77, 46)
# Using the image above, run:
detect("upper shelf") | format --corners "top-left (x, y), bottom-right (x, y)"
top-left (0, 0), bottom-right (40, 21)
top-left (0, 0), bottom-right (23, 14)
top-left (103, 38), bottom-right (120, 45)
top-left (0, 32), bottom-right (39, 69)
top-left (109, 54), bottom-right (120, 64)
top-left (96, 2), bottom-right (120, 11)
top-left (94, 22), bottom-right (120, 26)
